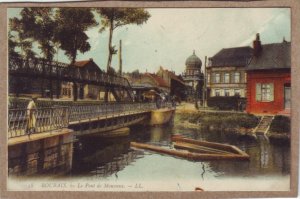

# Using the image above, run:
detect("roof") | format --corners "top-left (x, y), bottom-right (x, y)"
top-left (247, 41), bottom-right (291, 70)
top-left (74, 60), bottom-right (91, 67)
top-left (185, 51), bottom-right (202, 69)
top-left (209, 46), bottom-right (253, 67)
top-left (159, 66), bottom-right (185, 85)
top-left (146, 73), bottom-right (169, 88)
top-left (131, 83), bottom-right (156, 89)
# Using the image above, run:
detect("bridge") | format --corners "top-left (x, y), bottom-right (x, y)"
top-left (8, 56), bottom-right (175, 175)
top-left (9, 56), bottom-right (134, 101)
top-left (8, 102), bottom-right (173, 139)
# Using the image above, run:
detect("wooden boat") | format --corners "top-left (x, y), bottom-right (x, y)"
top-left (130, 138), bottom-right (249, 161)
top-left (171, 135), bottom-right (249, 157)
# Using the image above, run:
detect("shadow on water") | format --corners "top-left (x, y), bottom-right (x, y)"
top-left (71, 124), bottom-right (290, 179)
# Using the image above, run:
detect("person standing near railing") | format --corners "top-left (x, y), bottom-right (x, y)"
top-left (26, 97), bottom-right (37, 135)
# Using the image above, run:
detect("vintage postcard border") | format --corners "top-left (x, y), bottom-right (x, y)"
top-left (0, 0), bottom-right (299, 198)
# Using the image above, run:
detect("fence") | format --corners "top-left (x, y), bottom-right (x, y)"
top-left (68, 102), bottom-right (157, 122)
top-left (8, 106), bottom-right (69, 138)
top-left (9, 56), bottom-right (132, 88)
top-left (8, 101), bottom-right (175, 138)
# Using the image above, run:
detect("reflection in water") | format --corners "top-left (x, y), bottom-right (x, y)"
top-left (72, 137), bottom-right (144, 178)
top-left (71, 124), bottom-right (290, 180)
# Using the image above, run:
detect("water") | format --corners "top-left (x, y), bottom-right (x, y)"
top-left (8, 118), bottom-right (290, 191)
top-left (68, 123), bottom-right (290, 191)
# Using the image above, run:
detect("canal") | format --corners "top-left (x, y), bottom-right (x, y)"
top-left (8, 115), bottom-right (290, 192)
top-left (68, 122), bottom-right (290, 191)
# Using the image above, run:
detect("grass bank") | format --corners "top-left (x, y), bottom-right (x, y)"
top-left (175, 112), bottom-right (260, 134)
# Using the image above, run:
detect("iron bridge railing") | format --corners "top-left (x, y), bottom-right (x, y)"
top-left (9, 56), bottom-right (132, 89)
top-left (8, 106), bottom-right (69, 139)
top-left (8, 102), bottom-right (174, 139)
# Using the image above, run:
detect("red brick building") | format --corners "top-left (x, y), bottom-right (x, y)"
top-left (246, 34), bottom-right (291, 115)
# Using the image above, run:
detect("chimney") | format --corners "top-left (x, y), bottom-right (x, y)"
top-left (253, 33), bottom-right (262, 57)
top-left (283, 37), bottom-right (287, 43)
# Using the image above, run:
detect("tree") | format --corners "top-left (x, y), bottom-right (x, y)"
top-left (55, 8), bottom-right (97, 101)
top-left (8, 31), bottom-right (20, 58)
top-left (9, 16), bottom-right (36, 60)
top-left (9, 8), bottom-right (58, 61)
top-left (55, 8), bottom-right (98, 64)
top-left (96, 8), bottom-right (150, 72)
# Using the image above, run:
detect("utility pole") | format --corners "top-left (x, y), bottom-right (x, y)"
top-left (119, 40), bottom-right (122, 76)
top-left (203, 56), bottom-right (207, 108)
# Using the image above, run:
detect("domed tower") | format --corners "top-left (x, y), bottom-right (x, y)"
top-left (185, 50), bottom-right (202, 76)
top-left (183, 51), bottom-right (204, 101)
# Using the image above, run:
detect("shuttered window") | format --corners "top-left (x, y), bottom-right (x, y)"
top-left (256, 83), bottom-right (274, 102)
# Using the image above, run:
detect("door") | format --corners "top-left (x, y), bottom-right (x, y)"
top-left (284, 86), bottom-right (291, 109)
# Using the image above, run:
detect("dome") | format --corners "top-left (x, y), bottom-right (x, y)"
top-left (185, 51), bottom-right (202, 69)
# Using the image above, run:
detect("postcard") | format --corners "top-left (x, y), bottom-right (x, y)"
top-left (1, 1), bottom-right (299, 198)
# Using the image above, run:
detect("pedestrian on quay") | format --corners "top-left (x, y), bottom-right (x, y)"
top-left (26, 97), bottom-right (37, 136)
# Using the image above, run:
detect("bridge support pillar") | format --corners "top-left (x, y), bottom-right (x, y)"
top-left (8, 128), bottom-right (74, 175)
top-left (148, 108), bottom-right (175, 126)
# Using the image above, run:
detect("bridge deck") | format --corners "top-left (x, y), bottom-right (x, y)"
top-left (8, 128), bottom-right (72, 146)
top-left (69, 109), bottom-right (151, 125)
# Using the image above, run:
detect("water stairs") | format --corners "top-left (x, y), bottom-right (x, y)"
top-left (253, 115), bottom-right (274, 135)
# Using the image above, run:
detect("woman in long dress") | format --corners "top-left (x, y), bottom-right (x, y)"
top-left (26, 97), bottom-right (37, 135)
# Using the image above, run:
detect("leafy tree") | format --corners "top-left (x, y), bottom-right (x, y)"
top-left (96, 8), bottom-right (150, 72)
top-left (9, 16), bottom-right (36, 59)
top-left (55, 8), bottom-right (98, 63)
top-left (8, 31), bottom-right (20, 58)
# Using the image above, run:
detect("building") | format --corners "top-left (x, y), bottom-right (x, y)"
top-left (156, 66), bottom-right (186, 100)
top-left (182, 51), bottom-right (204, 101)
top-left (61, 58), bottom-right (103, 100)
top-left (126, 71), bottom-right (170, 102)
top-left (206, 46), bottom-right (253, 98)
top-left (246, 34), bottom-right (291, 115)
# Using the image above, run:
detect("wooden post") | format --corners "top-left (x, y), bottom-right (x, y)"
top-left (203, 56), bottom-right (207, 107)
top-left (119, 40), bottom-right (122, 76)
top-left (49, 63), bottom-right (53, 99)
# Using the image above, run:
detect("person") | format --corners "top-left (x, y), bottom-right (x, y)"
top-left (171, 95), bottom-right (176, 107)
top-left (26, 97), bottom-right (37, 135)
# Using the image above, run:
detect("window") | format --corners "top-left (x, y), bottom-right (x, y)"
top-left (234, 89), bottom-right (241, 96)
top-left (62, 88), bottom-right (68, 96)
top-left (224, 89), bottom-right (230, 96)
top-left (234, 72), bottom-right (240, 83)
top-left (256, 83), bottom-right (274, 102)
top-left (207, 74), bottom-right (210, 83)
top-left (215, 73), bottom-right (220, 83)
top-left (215, 89), bottom-right (220, 96)
top-left (224, 73), bottom-right (230, 83)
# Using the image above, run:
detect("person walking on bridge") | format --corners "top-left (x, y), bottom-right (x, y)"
top-left (26, 97), bottom-right (37, 136)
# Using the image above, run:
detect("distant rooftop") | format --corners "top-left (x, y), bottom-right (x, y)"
top-left (209, 46), bottom-right (253, 67)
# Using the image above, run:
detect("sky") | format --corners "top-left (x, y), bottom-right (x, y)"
top-left (8, 8), bottom-right (291, 75)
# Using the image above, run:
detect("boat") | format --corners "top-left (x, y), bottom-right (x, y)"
top-left (130, 135), bottom-right (249, 161)
top-left (171, 134), bottom-right (249, 157)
